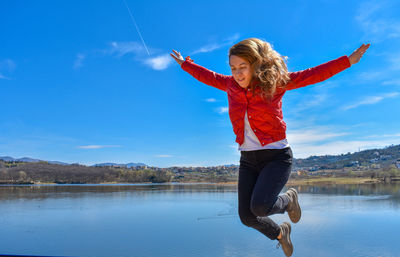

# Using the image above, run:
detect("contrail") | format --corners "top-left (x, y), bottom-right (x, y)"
top-left (122, 0), bottom-right (151, 56)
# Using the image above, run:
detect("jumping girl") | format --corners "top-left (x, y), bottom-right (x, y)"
top-left (170, 38), bottom-right (369, 257)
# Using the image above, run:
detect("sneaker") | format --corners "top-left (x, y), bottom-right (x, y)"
top-left (286, 188), bottom-right (301, 223)
top-left (276, 222), bottom-right (293, 257)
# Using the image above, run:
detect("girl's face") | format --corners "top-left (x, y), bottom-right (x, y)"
top-left (229, 55), bottom-right (254, 88)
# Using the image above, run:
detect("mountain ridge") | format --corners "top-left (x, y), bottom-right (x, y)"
top-left (1, 144), bottom-right (400, 168)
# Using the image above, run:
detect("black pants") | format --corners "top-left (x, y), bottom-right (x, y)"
top-left (238, 147), bottom-right (293, 240)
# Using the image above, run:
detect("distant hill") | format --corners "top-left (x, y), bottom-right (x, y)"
top-left (0, 156), bottom-right (70, 165)
top-left (92, 162), bottom-right (147, 168)
top-left (48, 161), bottom-right (70, 165)
top-left (126, 162), bottom-right (147, 168)
top-left (223, 164), bottom-right (238, 167)
top-left (293, 144), bottom-right (400, 170)
top-left (0, 156), bottom-right (41, 162)
top-left (0, 156), bottom-right (147, 168)
top-left (1, 144), bottom-right (399, 184)
top-left (2, 144), bottom-right (400, 170)
top-left (0, 156), bottom-right (16, 162)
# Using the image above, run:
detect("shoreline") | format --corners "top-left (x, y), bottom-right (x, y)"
top-left (203, 177), bottom-right (384, 186)
top-left (0, 177), bottom-right (392, 186)
top-left (286, 177), bottom-right (382, 186)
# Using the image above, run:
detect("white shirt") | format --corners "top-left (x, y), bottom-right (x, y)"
top-left (238, 111), bottom-right (290, 151)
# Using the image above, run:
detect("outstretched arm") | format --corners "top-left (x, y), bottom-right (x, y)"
top-left (170, 50), bottom-right (230, 92)
top-left (286, 44), bottom-right (370, 91)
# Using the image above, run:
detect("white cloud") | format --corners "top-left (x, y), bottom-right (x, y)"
top-left (192, 43), bottom-right (222, 55)
top-left (100, 35), bottom-right (239, 71)
top-left (389, 52), bottom-right (400, 70)
top-left (0, 59), bottom-right (16, 79)
top-left (0, 59), bottom-right (16, 72)
top-left (73, 54), bottom-right (85, 69)
top-left (144, 54), bottom-right (173, 70)
top-left (382, 79), bottom-right (400, 86)
top-left (156, 154), bottom-right (173, 158)
top-left (287, 126), bottom-right (400, 158)
top-left (109, 41), bottom-right (146, 57)
top-left (287, 128), bottom-right (348, 145)
top-left (357, 71), bottom-right (387, 81)
top-left (205, 98), bottom-right (217, 102)
top-left (294, 93), bottom-right (329, 112)
top-left (229, 144), bottom-right (240, 156)
top-left (362, 133), bottom-right (400, 139)
top-left (342, 92), bottom-right (399, 110)
top-left (355, 0), bottom-right (400, 43)
top-left (217, 106), bottom-right (229, 114)
top-left (0, 73), bottom-right (10, 80)
top-left (292, 138), bottom-right (400, 158)
top-left (191, 34), bottom-right (240, 55)
top-left (102, 41), bottom-right (172, 70)
top-left (77, 145), bottom-right (122, 149)
top-left (353, 50), bottom-right (400, 83)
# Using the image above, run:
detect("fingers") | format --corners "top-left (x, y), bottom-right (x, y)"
top-left (350, 44), bottom-right (369, 64)
top-left (172, 49), bottom-right (182, 57)
top-left (348, 43), bottom-right (370, 65)
top-left (171, 50), bottom-right (184, 60)
top-left (170, 50), bottom-right (185, 65)
top-left (170, 52), bottom-right (179, 60)
top-left (357, 43), bottom-right (370, 55)
top-left (170, 53), bottom-right (178, 61)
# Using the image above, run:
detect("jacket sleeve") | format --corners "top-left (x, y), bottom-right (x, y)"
top-left (285, 56), bottom-right (351, 91)
top-left (181, 57), bottom-right (229, 92)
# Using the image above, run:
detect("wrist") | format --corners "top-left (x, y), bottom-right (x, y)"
top-left (347, 55), bottom-right (354, 66)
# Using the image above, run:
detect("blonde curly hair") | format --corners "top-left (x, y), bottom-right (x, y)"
top-left (229, 38), bottom-right (290, 99)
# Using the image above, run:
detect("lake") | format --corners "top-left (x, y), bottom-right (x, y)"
top-left (0, 183), bottom-right (399, 257)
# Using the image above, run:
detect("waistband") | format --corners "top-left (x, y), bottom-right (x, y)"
top-left (240, 146), bottom-right (291, 154)
top-left (240, 146), bottom-right (292, 163)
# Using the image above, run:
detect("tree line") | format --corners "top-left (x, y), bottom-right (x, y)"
top-left (0, 161), bottom-right (173, 184)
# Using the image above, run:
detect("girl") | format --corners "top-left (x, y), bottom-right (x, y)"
top-left (170, 38), bottom-right (369, 257)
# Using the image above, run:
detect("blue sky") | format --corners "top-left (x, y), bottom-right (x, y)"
top-left (1, 0), bottom-right (400, 167)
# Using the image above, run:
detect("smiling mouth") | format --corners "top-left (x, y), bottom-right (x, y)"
top-left (238, 78), bottom-right (245, 82)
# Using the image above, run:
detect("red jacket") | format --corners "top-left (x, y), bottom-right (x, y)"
top-left (181, 56), bottom-right (351, 146)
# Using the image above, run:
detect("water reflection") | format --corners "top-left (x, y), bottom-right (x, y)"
top-left (0, 183), bottom-right (238, 201)
top-left (0, 183), bottom-right (399, 257)
top-left (294, 183), bottom-right (400, 196)
top-left (1, 182), bottom-right (400, 201)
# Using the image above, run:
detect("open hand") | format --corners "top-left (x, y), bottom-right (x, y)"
top-left (170, 50), bottom-right (185, 65)
top-left (348, 44), bottom-right (370, 65)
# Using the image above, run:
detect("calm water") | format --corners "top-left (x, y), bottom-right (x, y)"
top-left (0, 183), bottom-right (399, 257)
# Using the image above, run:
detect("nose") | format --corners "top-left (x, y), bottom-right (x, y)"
top-left (233, 69), bottom-right (243, 76)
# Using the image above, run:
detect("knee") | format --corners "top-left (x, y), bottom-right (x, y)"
top-left (250, 200), bottom-right (274, 217)
top-left (239, 210), bottom-right (255, 227)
